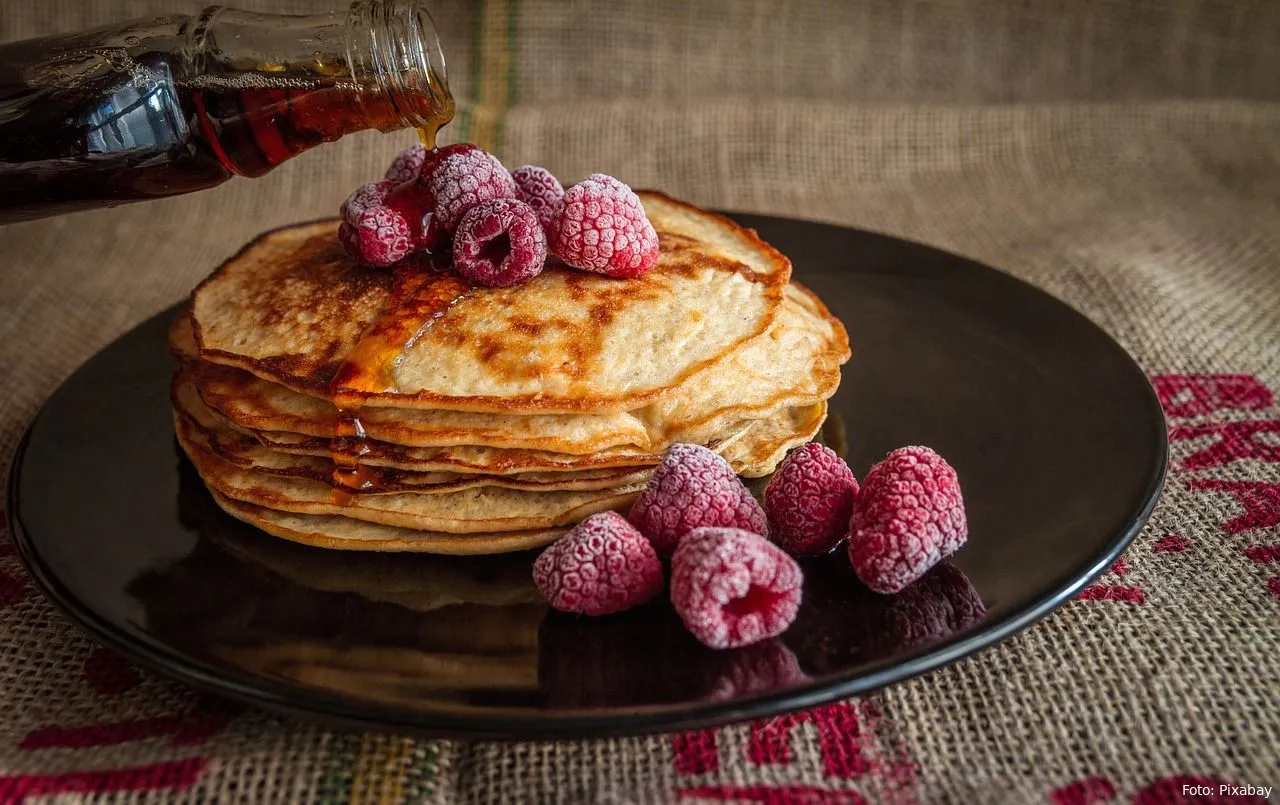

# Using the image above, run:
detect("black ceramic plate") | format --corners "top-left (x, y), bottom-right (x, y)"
top-left (7, 214), bottom-right (1166, 739)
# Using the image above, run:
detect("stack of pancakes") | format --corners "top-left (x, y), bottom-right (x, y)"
top-left (170, 192), bottom-right (850, 554)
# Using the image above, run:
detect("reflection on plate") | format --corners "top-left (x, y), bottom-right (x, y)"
top-left (132, 458), bottom-right (549, 709)
top-left (123, 452), bottom-right (984, 712)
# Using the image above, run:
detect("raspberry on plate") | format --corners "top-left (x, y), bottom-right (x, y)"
top-left (670, 527), bottom-right (804, 650)
top-left (427, 148), bottom-right (518, 232)
top-left (628, 443), bottom-right (768, 556)
top-left (552, 173), bottom-right (660, 278)
top-left (453, 198), bottom-right (548, 287)
top-left (533, 511), bottom-right (664, 616)
top-left (511, 165), bottom-right (565, 236)
top-left (848, 445), bottom-right (968, 594)
top-left (764, 442), bottom-right (859, 555)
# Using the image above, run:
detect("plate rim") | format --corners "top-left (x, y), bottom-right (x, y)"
top-left (4, 214), bottom-right (1169, 740)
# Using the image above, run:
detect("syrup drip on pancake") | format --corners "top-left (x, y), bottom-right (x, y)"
top-left (325, 260), bottom-right (474, 503)
top-left (327, 121), bottom-right (458, 503)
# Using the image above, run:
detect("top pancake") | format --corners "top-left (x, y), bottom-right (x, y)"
top-left (173, 282), bottom-right (848, 456)
top-left (191, 192), bottom-right (791, 415)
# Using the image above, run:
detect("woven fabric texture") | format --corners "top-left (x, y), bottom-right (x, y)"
top-left (1, 1), bottom-right (1278, 802)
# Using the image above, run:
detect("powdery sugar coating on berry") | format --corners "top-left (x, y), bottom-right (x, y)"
top-left (532, 511), bottom-right (664, 616)
top-left (338, 206), bottom-right (413, 267)
top-left (414, 143), bottom-right (480, 188)
top-left (848, 445), bottom-right (968, 594)
top-left (553, 173), bottom-right (660, 278)
top-left (413, 145), bottom-right (481, 250)
top-left (629, 443), bottom-right (768, 556)
top-left (385, 144), bottom-right (427, 184)
top-left (340, 179), bottom-right (396, 225)
top-left (764, 443), bottom-right (859, 555)
top-left (670, 527), bottom-right (803, 650)
top-left (453, 198), bottom-right (548, 288)
top-left (511, 165), bottom-right (565, 235)
top-left (428, 149), bottom-right (518, 231)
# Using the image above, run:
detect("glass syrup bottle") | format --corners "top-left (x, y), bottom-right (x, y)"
top-left (0, 1), bottom-right (452, 224)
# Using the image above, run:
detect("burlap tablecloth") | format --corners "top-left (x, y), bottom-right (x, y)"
top-left (2, 1), bottom-right (1278, 802)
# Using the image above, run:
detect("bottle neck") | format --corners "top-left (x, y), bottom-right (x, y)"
top-left (346, 0), bottom-right (453, 135)
top-left (188, 1), bottom-right (453, 177)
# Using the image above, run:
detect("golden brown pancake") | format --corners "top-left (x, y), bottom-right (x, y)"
top-left (723, 402), bottom-right (829, 477)
top-left (176, 283), bottom-right (847, 457)
top-left (190, 192), bottom-right (792, 414)
top-left (178, 420), bottom-right (644, 534)
top-left (209, 490), bottom-right (567, 554)
top-left (192, 360), bottom-right (651, 454)
top-left (173, 372), bottom-right (655, 494)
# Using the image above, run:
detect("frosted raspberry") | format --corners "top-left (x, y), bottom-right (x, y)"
top-left (453, 198), bottom-right (548, 287)
top-left (628, 443), bottom-right (768, 556)
top-left (552, 173), bottom-right (660, 278)
top-left (764, 443), bottom-right (859, 555)
top-left (411, 144), bottom-right (482, 250)
top-left (384, 144), bottom-right (427, 184)
top-left (533, 511), bottom-right (663, 616)
top-left (415, 143), bottom-right (480, 188)
top-left (511, 165), bottom-right (565, 235)
top-left (848, 446), bottom-right (968, 594)
top-left (428, 149), bottom-right (518, 231)
top-left (670, 527), bottom-right (803, 650)
top-left (381, 180), bottom-right (437, 250)
top-left (338, 206), bottom-right (413, 267)
top-left (338, 178), bottom-right (435, 257)
top-left (339, 179), bottom-right (396, 224)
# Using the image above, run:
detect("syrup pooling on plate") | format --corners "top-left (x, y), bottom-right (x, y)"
top-left (325, 259), bottom-right (474, 503)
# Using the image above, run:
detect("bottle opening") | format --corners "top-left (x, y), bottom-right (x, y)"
top-left (348, 0), bottom-right (454, 134)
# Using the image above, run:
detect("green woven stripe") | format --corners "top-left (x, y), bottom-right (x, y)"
top-left (401, 742), bottom-right (442, 802)
top-left (316, 732), bottom-right (364, 805)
